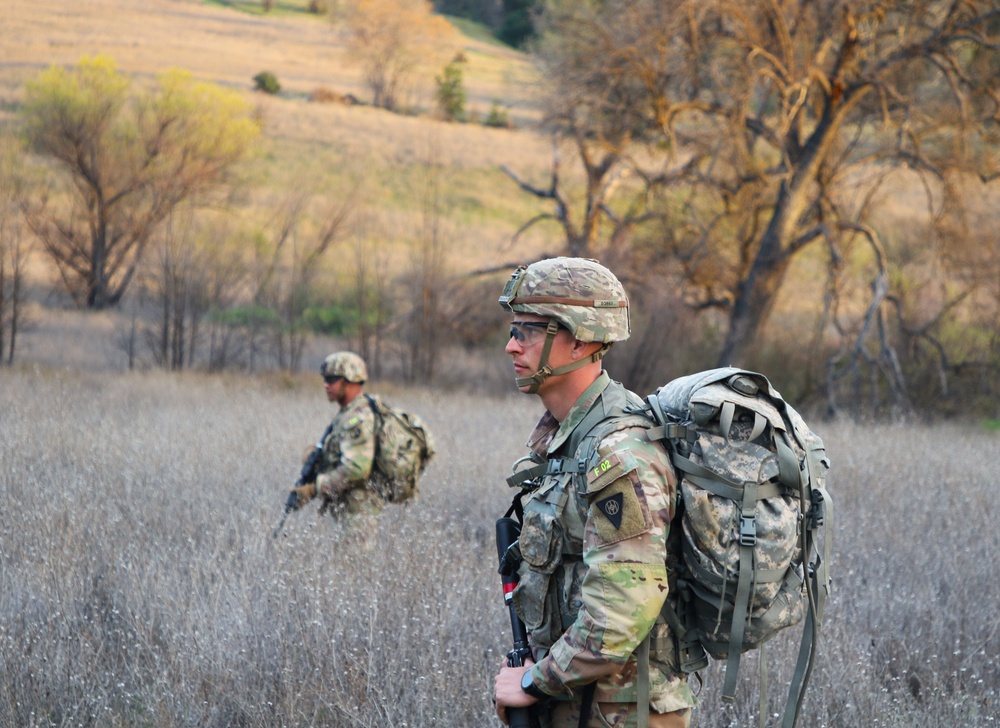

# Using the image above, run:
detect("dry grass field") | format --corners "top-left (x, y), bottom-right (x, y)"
top-left (2, 367), bottom-right (1000, 727)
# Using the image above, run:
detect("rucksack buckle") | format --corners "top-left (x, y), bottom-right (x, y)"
top-left (809, 488), bottom-right (826, 528)
top-left (740, 515), bottom-right (757, 546)
top-left (546, 458), bottom-right (587, 475)
top-left (663, 423), bottom-right (696, 443)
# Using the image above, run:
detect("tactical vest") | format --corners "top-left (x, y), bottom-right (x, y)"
top-left (509, 381), bottom-right (674, 687)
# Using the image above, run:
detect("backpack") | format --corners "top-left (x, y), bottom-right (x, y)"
top-left (642, 368), bottom-right (832, 728)
top-left (364, 394), bottom-right (436, 503)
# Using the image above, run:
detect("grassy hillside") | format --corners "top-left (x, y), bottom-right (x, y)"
top-left (0, 0), bottom-right (579, 377)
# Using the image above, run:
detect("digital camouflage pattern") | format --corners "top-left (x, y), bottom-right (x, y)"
top-left (321, 351), bottom-right (368, 383)
top-left (315, 394), bottom-right (381, 516)
top-left (364, 394), bottom-right (436, 503)
top-left (678, 429), bottom-right (806, 653)
top-left (511, 372), bottom-right (697, 719)
top-left (499, 257), bottom-right (630, 343)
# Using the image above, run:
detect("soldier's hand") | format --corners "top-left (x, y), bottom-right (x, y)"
top-left (494, 658), bottom-right (538, 724)
top-left (290, 482), bottom-right (318, 510)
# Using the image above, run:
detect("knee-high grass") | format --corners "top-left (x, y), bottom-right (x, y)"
top-left (1, 370), bottom-right (997, 726)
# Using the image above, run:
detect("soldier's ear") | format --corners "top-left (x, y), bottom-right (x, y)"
top-left (569, 338), bottom-right (601, 360)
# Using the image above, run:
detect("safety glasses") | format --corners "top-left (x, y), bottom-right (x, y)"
top-left (509, 321), bottom-right (551, 345)
top-left (323, 375), bottom-right (343, 385)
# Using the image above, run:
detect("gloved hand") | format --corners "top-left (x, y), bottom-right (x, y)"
top-left (289, 482), bottom-right (318, 510)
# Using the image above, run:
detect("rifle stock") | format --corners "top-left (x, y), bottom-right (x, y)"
top-left (496, 517), bottom-right (536, 728)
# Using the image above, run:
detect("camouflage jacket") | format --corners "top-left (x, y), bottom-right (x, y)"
top-left (315, 394), bottom-right (380, 514)
top-left (512, 372), bottom-right (697, 713)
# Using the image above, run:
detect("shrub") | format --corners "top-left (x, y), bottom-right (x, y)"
top-left (252, 71), bottom-right (281, 95)
top-left (435, 61), bottom-right (467, 122)
top-left (483, 101), bottom-right (512, 129)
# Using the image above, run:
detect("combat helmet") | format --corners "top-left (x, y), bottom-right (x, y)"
top-left (499, 257), bottom-right (629, 392)
top-left (320, 351), bottom-right (368, 383)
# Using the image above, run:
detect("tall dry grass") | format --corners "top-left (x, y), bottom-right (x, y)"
top-left (1, 369), bottom-right (999, 726)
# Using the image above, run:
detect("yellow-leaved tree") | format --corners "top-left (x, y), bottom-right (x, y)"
top-left (21, 55), bottom-right (260, 309)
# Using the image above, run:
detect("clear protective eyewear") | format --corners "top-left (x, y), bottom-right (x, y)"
top-left (508, 321), bottom-right (551, 345)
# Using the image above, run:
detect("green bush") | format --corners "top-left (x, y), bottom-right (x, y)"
top-left (210, 304), bottom-right (281, 329)
top-left (483, 101), bottom-right (512, 129)
top-left (252, 71), bottom-right (281, 95)
top-left (435, 61), bottom-right (467, 122)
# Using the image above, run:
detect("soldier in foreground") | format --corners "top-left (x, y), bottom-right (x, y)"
top-left (492, 258), bottom-right (697, 727)
top-left (288, 351), bottom-right (382, 520)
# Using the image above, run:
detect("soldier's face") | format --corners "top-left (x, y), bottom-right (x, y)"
top-left (324, 375), bottom-right (346, 403)
top-left (506, 314), bottom-right (576, 393)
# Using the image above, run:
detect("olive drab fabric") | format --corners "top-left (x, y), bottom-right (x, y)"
top-left (363, 394), bottom-right (435, 503)
top-left (508, 372), bottom-right (698, 717)
top-left (644, 368), bottom-right (832, 728)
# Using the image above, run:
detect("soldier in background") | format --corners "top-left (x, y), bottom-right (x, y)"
top-left (492, 258), bottom-right (697, 728)
top-left (289, 351), bottom-right (382, 519)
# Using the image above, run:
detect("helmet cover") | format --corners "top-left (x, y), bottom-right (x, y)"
top-left (320, 351), bottom-right (368, 383)
top-left (498, 257), bottom-right (630, 343)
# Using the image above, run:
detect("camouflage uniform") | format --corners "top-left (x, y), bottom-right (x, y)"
top-left (499, 258), bottom-right (697, 728)
top-left (315, 395), bottom-right (381, 517)
top-left (512, 372), bottom-right (697, 727)
top-left (314, 351), bottom-right (382, 517)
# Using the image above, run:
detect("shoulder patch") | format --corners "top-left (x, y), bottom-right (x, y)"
top-left (595, 492), bottom-right (625, 529)
top-left (590, 470), bottom-right (650, 544)
top-left (586, 449), bottom-right (638, 494)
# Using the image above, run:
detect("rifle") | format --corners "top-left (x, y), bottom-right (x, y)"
top-left (495, 516), bottom-right (537, 728)
top-left (272, 422), bottom-right (335, 539)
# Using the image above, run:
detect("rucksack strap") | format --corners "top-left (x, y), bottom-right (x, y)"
top-left (636, 632), bottom-right (651, 728)
top-left (671, 453), bottom-right (788, 501)
top-left (781, 483), bottom-right (833, 728)
top-left (720, 479), bottom-right (758, 702)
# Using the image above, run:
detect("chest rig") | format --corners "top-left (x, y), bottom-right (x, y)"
top-left (504, 382), bottom-right (652, 650)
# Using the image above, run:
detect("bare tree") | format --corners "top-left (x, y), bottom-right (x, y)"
top-left (0, 132), bottom-right (31, 366)
top-left (251, 189), bottom-right (357, 371)
top-left (508, 0), bottom-right (1000, 384)
top-left (21, 55), bottom-right (260, 309)
top-left (146, 211), bottom-right (214, 371)
top-left (401, 135), bottom-right (452, 382)
top-left (338, 0), bottom-right (455, 111)
top-left (350, 219), bottom-right (393, 379)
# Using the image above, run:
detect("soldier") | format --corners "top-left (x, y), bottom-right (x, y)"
top-left (289, 351), bottom-right (382, 519)
top-left (492, 258), bottom-right (697, 728)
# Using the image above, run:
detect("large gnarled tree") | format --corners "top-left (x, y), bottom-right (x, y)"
top-left (508, 0), bottom-right (1000, 400)
top-left (21, 55), bottom-right (260, 309)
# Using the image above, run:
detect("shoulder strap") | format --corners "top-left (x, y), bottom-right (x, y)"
top-left (362, 394), bottom-right (385, 459)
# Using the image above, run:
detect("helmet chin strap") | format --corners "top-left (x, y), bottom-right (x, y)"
top-left (515, 320), bottom-right (612, 394)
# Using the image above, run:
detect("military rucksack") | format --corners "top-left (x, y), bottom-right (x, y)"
top-left (642, 368), bottom-right (831, 728)
top-left (364, 394), bottom-right (436, 503)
